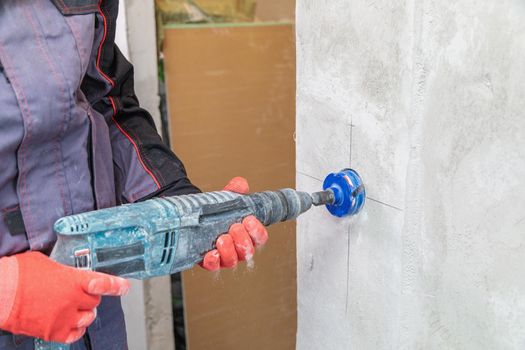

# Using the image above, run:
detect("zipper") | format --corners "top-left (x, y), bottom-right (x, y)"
top-left (86, 109), bottom-right (99, 210)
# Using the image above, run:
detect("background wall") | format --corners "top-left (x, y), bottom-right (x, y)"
top-left (296, 1), bottom-right (525, 349)
top-left (256, 0), bottom-right (295, 21)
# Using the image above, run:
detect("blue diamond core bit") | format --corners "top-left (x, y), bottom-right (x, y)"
top-left (322, 168), bottom-right (366, 217)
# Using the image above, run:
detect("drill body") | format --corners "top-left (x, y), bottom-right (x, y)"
top-left (37, 169), bottom-right (365, 349)
top-left (51, 189), bottom-right (313, 279)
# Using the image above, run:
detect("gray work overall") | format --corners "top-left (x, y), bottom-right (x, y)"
top-left (0, 0), bottom-right (199, 348)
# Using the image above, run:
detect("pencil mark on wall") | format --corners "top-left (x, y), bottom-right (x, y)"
top-left (349, 117), bottom-right (355, 167)
top-left (345, 223), bottom-right (351, 316)
top-left (366, 197), bottom-right (403, 211)
top-left (297, 171), bottom-right (323, 183)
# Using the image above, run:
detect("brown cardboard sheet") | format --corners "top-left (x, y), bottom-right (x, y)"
top-left (164, 23), bottom-right (296, 349)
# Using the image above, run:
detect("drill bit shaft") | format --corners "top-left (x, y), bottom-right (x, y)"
top-left (311, 189), bottom-right (335, 206)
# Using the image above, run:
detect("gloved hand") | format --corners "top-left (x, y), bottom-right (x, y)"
top-left (201, 177), bottom-right (269, 271)
top-left (0, 251), bottom-right (130, 344)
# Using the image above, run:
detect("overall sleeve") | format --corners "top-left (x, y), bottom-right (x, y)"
top-left (82, 0), bottom-right (200, 203)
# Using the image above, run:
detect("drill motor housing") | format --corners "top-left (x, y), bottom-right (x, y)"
top-left (40, 169), bottom-right (365, 350)
top-left (51, 189), bottom-right (313, 279)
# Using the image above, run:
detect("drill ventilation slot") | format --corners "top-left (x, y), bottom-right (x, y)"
top-left (69, 222), bottom-right (89, 233)
top-left (74, 249), bottom-right (91, 269)
top-left (160, 231), bottom-right (176, 264)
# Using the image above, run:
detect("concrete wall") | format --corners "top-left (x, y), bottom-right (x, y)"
top-left (296, 1), bottom-right (525, 349)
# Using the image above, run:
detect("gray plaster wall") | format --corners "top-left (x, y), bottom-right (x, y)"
top-left (296, 1), bottom-right (525, 349)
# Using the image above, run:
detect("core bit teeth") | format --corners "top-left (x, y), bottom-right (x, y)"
top-left (322, 169), bottom-right (366, 217)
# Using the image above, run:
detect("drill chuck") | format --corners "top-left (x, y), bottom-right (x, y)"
top-left (248, 189), bottom-right (313, 225)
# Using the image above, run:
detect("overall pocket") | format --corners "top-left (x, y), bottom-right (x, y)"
top-left (50, 0), bottom-right (99, 15)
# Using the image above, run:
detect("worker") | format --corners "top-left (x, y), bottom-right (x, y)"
top-left (0, 1), bottom-right (268, 349)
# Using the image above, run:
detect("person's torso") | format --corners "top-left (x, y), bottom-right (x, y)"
top-left (0, 0), bottom-right (117, 256)
top-left (0, 1), bottom-right (126, 348)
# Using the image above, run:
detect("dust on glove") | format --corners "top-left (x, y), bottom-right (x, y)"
top-left (201, 177), bottom-right (269, 271)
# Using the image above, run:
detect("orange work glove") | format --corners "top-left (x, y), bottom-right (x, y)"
top-left (201, 177), bottom-right (269, 271)
top-left (0, 251), bottom-right (130, 344)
